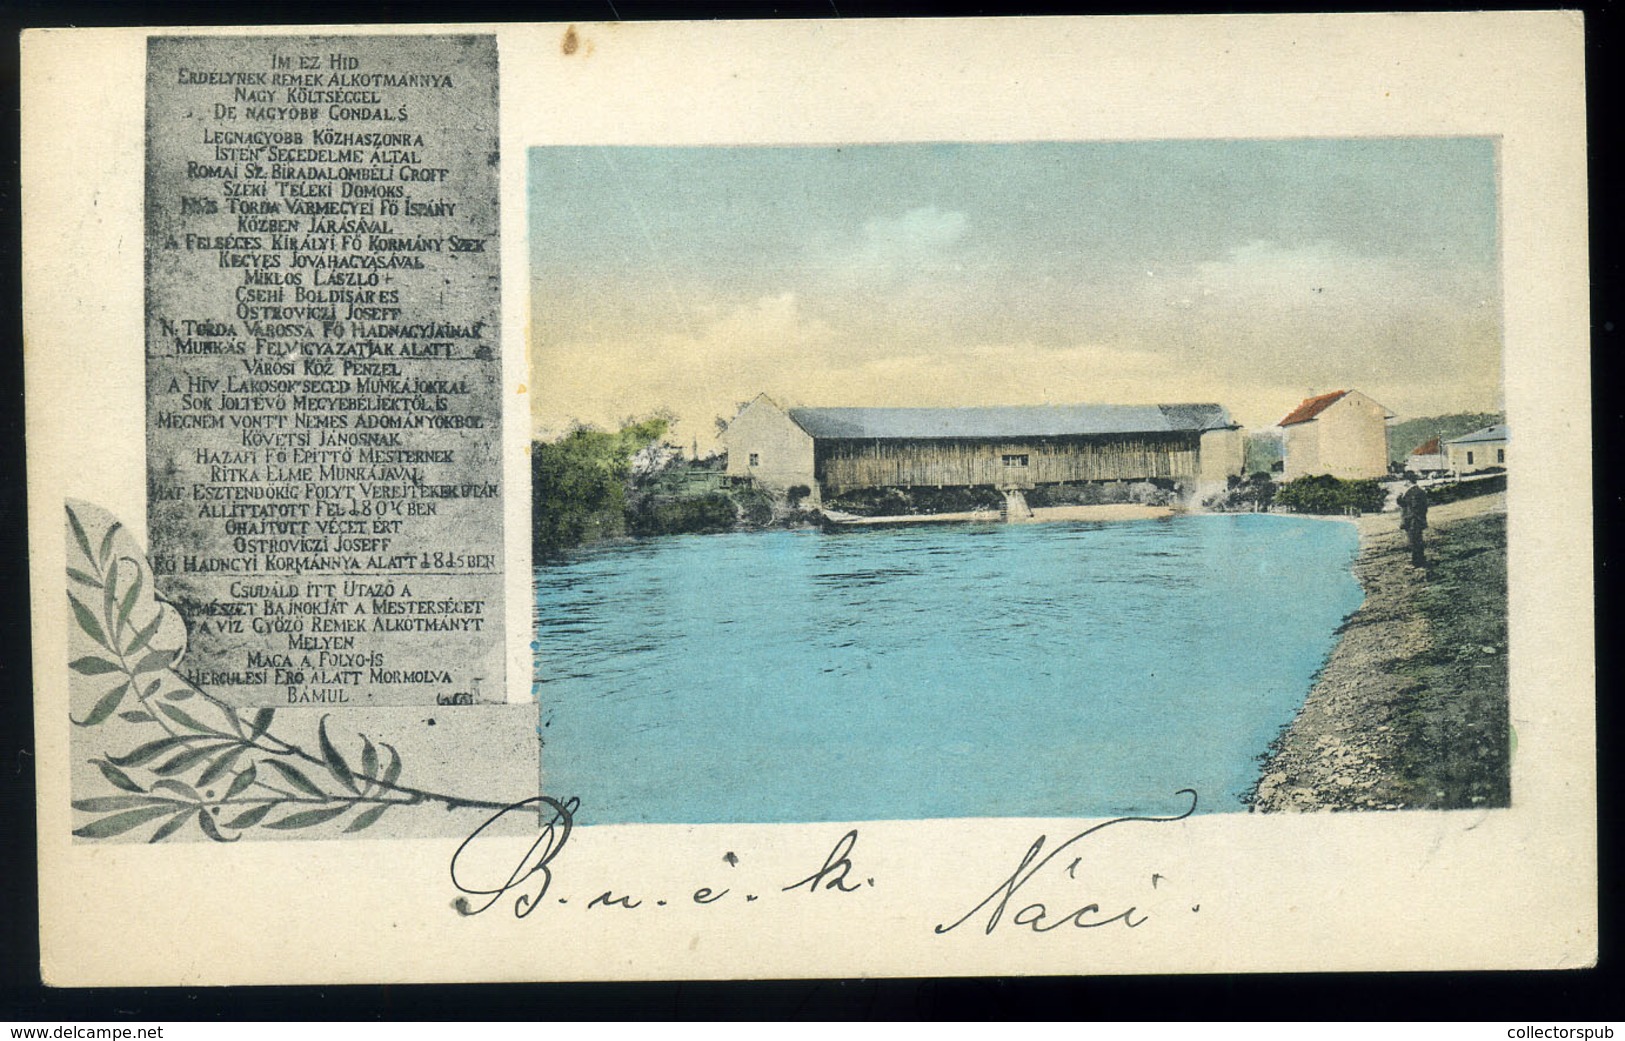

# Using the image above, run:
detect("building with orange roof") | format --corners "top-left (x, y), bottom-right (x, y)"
top-left (1405, 436), bottom-right (1449, 474)
top-left (1277, 389), bottom-right (1393, 481)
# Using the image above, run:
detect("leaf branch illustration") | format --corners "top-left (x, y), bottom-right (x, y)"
top-left (67, 503), bottom-right (510, 843)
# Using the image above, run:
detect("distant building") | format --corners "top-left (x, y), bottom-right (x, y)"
top-left (1445, 424), bottom-right (1508, 473)
top-left (722, 393), bottom-right (1245, 504)
top-left (1405, 437), bottom-right (1449, 474)
top-left (1277, 389), bottom-right (1393, 481)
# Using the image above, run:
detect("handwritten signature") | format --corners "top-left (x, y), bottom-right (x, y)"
top-left (449, 789), bottom-right (1198, 934)
top-left (935, 787), bottom-right (1198, 935)
top-left (447, 796), bottom-right (576, 917)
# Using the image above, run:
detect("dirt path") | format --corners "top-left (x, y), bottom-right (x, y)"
top-left (1250, 492), bottom-right (1509, 812)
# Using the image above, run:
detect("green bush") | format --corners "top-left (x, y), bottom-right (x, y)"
top-left (1204, 472), bottom-right (1277, 512)
top-left (627, 493), bottom-right (739, 536)
top-left (532, 417), bottom-right (669, 557)
top-left (1027, 480), bottom-right (1172, 507)
top-left (824, 487), bottom-right (916, 516)
top-left (913, 486), bottom-right (1004, 513)
top-left (730, 484), bottom-right (776, 526)
top-left (823, 485), bottom-right (1002, 516)
top-left (1025, 483), bottom-right (1104, 507)
top-left (1275, 474), bottom-right (1387, 515)
top-left (1424, 473), bottom-right (1506, 505)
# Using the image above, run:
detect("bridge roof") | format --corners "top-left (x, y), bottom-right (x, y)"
top-left (786, 403), bottom-right (1234, 441)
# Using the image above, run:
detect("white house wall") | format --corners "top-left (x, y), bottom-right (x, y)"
top-left (1282, 423), bottom-right (1322, 481)
top-left (723, 396), bottom-right (818, 494)
top-left (1283, 391), bottom-right (1390, 481)
top-left (1448, 440), bottom-right (1508, 472)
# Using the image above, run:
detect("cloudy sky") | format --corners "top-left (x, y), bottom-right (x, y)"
top-left (528, 138), bottom-right (1500, 447)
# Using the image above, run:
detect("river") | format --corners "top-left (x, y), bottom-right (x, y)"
top-left (533, 514), bottom-right (1362, 824)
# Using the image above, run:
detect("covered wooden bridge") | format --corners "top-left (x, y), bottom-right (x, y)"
top-left (723, 394), bottom-right (1244, 505)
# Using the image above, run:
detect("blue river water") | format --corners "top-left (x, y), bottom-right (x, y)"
top-left (533, 514), bottom-right (1362, 825)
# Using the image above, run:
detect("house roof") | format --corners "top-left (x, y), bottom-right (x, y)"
top-left (1278, 390), bottom-right (1349, 427)
top-left (1446, 424), bottom-right (1509, 446)
top-left (784, 403), bottom-right (1234, 441)
top-left (1411, 437), bottom-right (1442, 456)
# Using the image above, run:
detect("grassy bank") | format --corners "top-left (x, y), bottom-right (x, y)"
top-left (1250, 494), bottom-right (1509, 812)
top-left (1390, 508), bottom-right (1510, 808)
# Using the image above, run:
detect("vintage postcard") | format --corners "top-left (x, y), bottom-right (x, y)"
top-left (24, 14), bottom-right (1593, 984)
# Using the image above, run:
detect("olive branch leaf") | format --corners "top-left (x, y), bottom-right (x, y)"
top-left (67, 503), bottom-right (511, 843)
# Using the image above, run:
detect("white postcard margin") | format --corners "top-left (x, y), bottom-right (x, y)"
top-left (24, 14), bottom-right (1593, 984)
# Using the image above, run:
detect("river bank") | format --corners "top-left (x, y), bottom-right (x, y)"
top-left (1250, 492), bottom-right (1510, 812)
top-left (821, 503), bottom-right (1174, 526)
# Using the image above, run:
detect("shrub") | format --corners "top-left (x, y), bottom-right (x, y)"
top-left (786, 484), bottom-right (812, 508)
top-left (824, 485), bottom-right (1002, 516)
top-left (1028, 482), bottom-right (1114, 507)
top-left (627, 493), bottom-right (739, 536)
top-left (1424, 473), bottom-right (1506, 506)
top-left (1275, 474), bottom-right (1387, 515)
top-left (824, 487), bottom-right (916, 516)
top-left (1129, 480), bottom-right (1177, 505)
top-left (1204, 472), bottom-right (1277, 512)
top-left (911, 486), bottom-right (1003, 514)
top-left (730, 484), bottom-right (776, 526)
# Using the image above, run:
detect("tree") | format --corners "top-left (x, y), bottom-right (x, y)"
top-left (1275, 474), bottom-right (1386, 515)
top-left (532, 415), bottom-right (672, 556)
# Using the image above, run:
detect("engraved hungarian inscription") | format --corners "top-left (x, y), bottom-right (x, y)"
top-left (145, 35), bottom-right (502, 707)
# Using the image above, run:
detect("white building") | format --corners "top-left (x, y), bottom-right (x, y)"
top-left (1277, 389), bottom-right (1393, 481)
top-left (1405, 437), bottom-right (1449, 474)
top-left (1445, 424), bottom-right (1508, 474)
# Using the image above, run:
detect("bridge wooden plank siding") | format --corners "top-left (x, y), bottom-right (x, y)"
top-left (722, 394), bottom-right (1246, 505)
top-left (816, 434), bottom-right (1198, 494)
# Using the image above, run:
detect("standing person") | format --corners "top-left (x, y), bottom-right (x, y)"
top-left (1398, 478), bottom-right (1429, 568)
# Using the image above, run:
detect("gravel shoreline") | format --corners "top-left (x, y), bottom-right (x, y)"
top-left (1250, 493), bottom-right (1508, 812)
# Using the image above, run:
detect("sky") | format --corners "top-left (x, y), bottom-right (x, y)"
top-left (528, 138), bottom-right (1501, 448)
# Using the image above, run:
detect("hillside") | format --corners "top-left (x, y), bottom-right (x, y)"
top-left (1244, 431), bottom-right (1284, 475)
top-left (1388, 412), bottom-right (1504, 465)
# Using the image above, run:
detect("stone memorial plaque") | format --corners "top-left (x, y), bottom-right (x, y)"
top-left (144, 34), bottom-right (503, 708)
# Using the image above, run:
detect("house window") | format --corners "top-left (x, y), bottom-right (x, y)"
top-left (1497, 448), bottom-right (1505, 463)
top-left (1466, 451), bottom-right (1474, 466)
top-left (748, 453), bottom-right (760, 467)
top-left (1002, 454), bottom-right (1029, 467)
